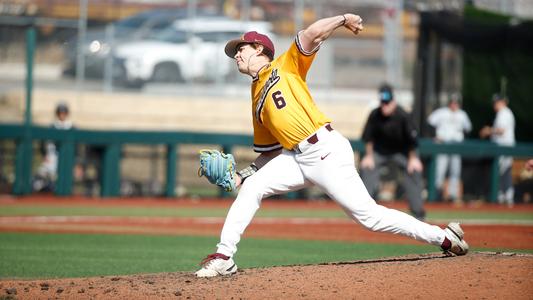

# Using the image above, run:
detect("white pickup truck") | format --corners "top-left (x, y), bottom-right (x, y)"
top-left (114, 17), bottom-right (274, 86)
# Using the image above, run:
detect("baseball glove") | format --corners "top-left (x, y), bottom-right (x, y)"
top-left (198, 149), bottom-right (237, 192)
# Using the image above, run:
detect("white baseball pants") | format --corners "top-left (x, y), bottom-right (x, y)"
top-left (216, 125), bottom-right (446, 257)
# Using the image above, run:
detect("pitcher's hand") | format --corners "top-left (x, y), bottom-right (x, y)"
top-left (343, 14), bottom-right (364, 35)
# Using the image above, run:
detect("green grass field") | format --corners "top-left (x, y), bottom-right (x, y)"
top-left (0, 232), bottom-right (437, 279)
top-left (0, 202), bottom-right (532, 279)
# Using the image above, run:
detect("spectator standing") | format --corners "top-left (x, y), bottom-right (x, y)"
top-left (480, 94), bottom-right (516, 206)
top-left (427, 94), bottom-right (472, 203)
top-left (360, 83), bottom-right (425, 220)
top-left (33, 102), bottom-right (74, 192)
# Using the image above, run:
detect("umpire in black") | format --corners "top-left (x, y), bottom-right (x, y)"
top-left (359, 83), bottom-right (426, 220)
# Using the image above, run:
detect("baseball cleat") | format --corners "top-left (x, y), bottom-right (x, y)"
top-left (443, 222), bottom-right (469, 256)
top-left (195, 253), bottom-right (238, 277)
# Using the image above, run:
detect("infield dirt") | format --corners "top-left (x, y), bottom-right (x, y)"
top-left (1, 252), bottom-right (532, 299)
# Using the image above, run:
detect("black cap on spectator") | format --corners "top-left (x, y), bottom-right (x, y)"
top-left (379, 83), bottom-right (394, 103)
top-left (55, 102), bottom-right (69, 115)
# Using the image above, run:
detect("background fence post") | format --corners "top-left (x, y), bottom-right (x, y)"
top-left (489, 157), bottom-right (500, 203)
top-left (13, 26), bottom-right (37, 195)
top-left (165, 144), bottom-right (177, 197)
top-left (56, 134), bottom-right (75, 196)
top-left (13, 135), bottom-right (32, 195)
top-left (101, 143), bottom-right (121, 197)
top-left (427, 154), bottom-right (437, 201)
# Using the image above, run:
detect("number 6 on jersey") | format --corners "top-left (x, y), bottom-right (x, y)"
top-left (272, 91), bottom-right (286, 109)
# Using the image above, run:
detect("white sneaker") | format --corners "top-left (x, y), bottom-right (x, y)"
top-left (195, 253), bottom-right (238, 277)
top-left (443, 222), bottom-right (469, 256)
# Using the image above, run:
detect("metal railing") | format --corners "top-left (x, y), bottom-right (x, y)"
top-left (1, 123), bottom-right (532, 201)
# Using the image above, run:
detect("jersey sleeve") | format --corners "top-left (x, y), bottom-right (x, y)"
top-left (277, 31), bottom-right (320, 80)
top-left (252, 118), bottom-right (282, 153)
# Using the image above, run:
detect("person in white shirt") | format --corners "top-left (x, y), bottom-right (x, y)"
top-left (427, 94), bottom-right (472, 202)
top-left (480, 94), bottom-right (516, 206)
top-left (33, 103), bottom-right (74, 192)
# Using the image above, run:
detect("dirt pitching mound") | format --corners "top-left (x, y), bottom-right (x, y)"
top-left (2, 252), bottom-right (532, 299)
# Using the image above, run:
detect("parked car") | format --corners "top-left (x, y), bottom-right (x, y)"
top-left (113, 17), bottom-right (275, 86)
top-left (62, 7), bottom-right (220, 78)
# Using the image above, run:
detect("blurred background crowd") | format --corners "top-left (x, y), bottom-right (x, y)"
top-left (0, 0), bottom-right (532, 205)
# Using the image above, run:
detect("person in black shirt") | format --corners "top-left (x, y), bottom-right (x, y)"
top-left (360, 83), bottom-right (425, 220)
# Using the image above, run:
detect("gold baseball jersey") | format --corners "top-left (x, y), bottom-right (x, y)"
top-left (251, 33), bottom-right (331, 152)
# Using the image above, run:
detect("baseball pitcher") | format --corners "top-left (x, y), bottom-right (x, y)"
top-left (195, 13), bottom-right (468, 277)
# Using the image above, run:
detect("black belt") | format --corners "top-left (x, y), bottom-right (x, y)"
top-left (306, 124), bottom-right (333, 144)
top-left (294, 124), bottom-right (334, 154)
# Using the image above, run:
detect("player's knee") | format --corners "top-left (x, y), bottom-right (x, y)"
top-left (238, 175), bottom-right (266, 199)
top-left (350, 203), bottom-right (385, 231)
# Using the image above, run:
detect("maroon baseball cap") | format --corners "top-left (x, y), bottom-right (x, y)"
top-left (224, 31), bottom-right (275, 60)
